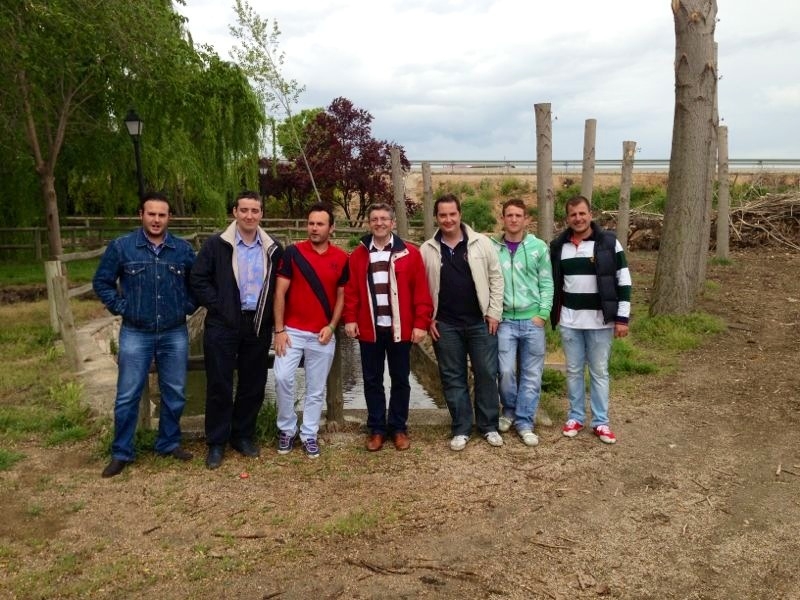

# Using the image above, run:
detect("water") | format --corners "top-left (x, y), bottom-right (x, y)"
top-left (184, 335), bottom-right (442, 415)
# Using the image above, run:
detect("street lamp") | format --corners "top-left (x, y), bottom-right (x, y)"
top-left (124, 108), bottom-right (145, 199)
top-left (258, 158), bottom-right (269, 199)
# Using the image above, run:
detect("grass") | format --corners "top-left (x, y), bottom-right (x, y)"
top-left (0, 299), bottom-right (97, 450)
top-left (0, 258), bottom-right (99, 286)
top-left (0, 447), bottom-right (26, 471)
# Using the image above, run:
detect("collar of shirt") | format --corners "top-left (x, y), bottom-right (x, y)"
top-left (369, 234), bottom-right (393, 252)
top-left (235, 228), bottom-right (262, 248)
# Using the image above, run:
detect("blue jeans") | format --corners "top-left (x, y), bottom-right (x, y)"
top-left (498, 318), bottom-right (546, 432)
top-left (112, 324), bottom-right (188, 461)
top-left (359, 331), bottom-right (412, 436)
top-left (433, 320), bottom-right (499, 437)
top-left (559, 326), bottom-right (614, 428)
top-left (274, 326), bottom-right (336, 442)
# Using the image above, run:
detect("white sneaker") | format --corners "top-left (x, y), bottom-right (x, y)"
top-left (518, 429), bottom-right (539, 447)
top-left (449, 435), bottom-right (469, 451)
top-left (484, 431), bottom-right (504, 447)
top-left (498, 415), bottom-right (513, 433)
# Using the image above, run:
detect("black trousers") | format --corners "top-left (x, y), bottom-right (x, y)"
top-left (203, 313), bottom-right (271, 445)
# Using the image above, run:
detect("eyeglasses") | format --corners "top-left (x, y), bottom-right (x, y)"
top-left (369, 217), bottom-right (393, 223)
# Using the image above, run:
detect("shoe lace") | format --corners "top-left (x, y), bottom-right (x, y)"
top-left (305, 438), bottom-right (319, 452)
top-left (566, 419), bottom-right (580, 428)
top-left (596, 425), bottom-right (611, 434)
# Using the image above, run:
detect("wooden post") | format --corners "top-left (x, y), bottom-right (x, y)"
top-left (325, 327), bottom-right (344, 428)
top-left (534, 103), bottom-right (554, 241)
top-left (581, 118), bottom-right (597, 201)
top-left (44, 260), bottom-right (64, 332)
top-left (422, 162), bottom-right (434, 241)
top-left (716, 125), bottom-right (730, 260)
top-left (52, 275), bottom-right (82, 372)
top-left (617, 141), bottom-right (637, 248)
top-left (34, 228), bottom-right (43, 261)
top-left (391, 147), bottom-right (409, 237)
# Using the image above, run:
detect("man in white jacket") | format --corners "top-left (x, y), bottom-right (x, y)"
top-left (420, 194), bottom-right (504, 451)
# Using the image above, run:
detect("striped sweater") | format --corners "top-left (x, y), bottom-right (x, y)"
top-left (552, 229), bottom-right (631, 330)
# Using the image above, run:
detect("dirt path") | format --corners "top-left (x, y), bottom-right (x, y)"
top-left (1, 249), bottom-right (799, 599)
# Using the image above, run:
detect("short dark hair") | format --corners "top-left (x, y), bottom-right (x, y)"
top-left (233, 190), bottom-right (262, 209)
top-left (367, 202), bottom-right (395, 221)
top-left (139, 191), bottom-right (171, 213)
top-left (502, 198), bottom-right (526, 215)
top-left (307, 202), bottom-right (335, 227)
top-left (434, 193), bottom-right (461, 216)
top-left (565, 195), bottom-right (592, 213)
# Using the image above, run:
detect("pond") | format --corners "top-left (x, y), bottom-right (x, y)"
top-left (184, 334), bottom-right (444, 415)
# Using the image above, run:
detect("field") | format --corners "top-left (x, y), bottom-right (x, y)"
top-left (1, 247), bottom-right (799, 599)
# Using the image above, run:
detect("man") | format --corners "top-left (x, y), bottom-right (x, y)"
top-left (550, 195), bottom-right (632, 444)
top-left (93, 192), bottom-right (196, 478)
top-left (420, 193), bottom-right (504, 451)
top-left (491, 199), bottom-right (554, 447)
top-left (344, 203), bottom-right (433, 452)
top-left (190, 190), bottom-right (283, 469)
top-left (273, 203), bottom-right (348, 459)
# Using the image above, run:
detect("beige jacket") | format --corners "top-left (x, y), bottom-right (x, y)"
top-left (420, 224), bottom-right (504, 322)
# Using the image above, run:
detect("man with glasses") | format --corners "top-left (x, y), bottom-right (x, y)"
top-left (344, 203), bottom-right (433, 451)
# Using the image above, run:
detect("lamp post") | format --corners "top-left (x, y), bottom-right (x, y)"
top-left (258, 157), bottom-right (269, 199)
top-left (124, 108), bottom-right (145, 199)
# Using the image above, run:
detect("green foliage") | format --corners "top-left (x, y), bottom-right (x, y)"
top-left (460, 198), bottom-right (496, 232)
top-left (435, 181), bottom-right (475, 198)
top-left (0, 448), bottom-right (25, 471)
top-left (347, 235), bottom-right (362, 249)
top-left (499, 177), bottom-right (530, 196)
top-left (255, 400), bottom-right (279, 444)
top-left (0, 259), bottom-right (98, 286)
top-left (322, 509), bottom-right (379, 537)
top-left (633, 313), bottom-right (725, 352)
top-left (555, 184), bottom-right (668, 221)
top-left (609, 339), bottom-right (658, 377)
top-left (542, 368), bottom-right (566, 394)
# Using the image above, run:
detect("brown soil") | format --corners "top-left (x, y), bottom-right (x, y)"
top-left (2, 248), bottom-right (800, 599)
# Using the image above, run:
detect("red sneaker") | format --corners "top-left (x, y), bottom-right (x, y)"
top-left (592, 424), bottom-right (617, 444)
top-left (562, 419), bottom-right (584, 438)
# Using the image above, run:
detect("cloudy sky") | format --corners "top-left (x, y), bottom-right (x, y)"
top-left (176, 0), bottom-right (799, 161)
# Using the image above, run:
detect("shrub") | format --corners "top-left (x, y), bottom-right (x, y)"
top-left (460, 198), bottom-right (496, 232)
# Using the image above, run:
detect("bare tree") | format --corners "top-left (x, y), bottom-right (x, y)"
top-left (651, 0), bottom-right (718, 315)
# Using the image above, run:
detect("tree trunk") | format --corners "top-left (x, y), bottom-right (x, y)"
top-left (650, 0), bottom-right (717, 316)
top-left (617, 141), bottom-right (636, 248)
top-left (42, 173), bottom-right (64, 259)
top-left (422, 162), bottom-right (434, 240)
top-left (581, 118), bottom-right (597, 201)
top-left (696, 41), bottom-right (719, 292)
top-left (534, 103), bottom-right (554, 241)
top-left (391, 147), bottom-right (408, 237)
top-left (715, 125), bottom-right (730, 260)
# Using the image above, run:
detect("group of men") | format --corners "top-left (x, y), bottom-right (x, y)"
top-left (93, 189), bottom-right (630, 478)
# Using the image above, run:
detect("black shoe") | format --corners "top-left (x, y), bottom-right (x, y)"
top-left (158, 447), bottom-right (193, 461)
top-left (230, 438), bottom-right (260, 457)
top-left (206, 445), bottom-right (225, 470)
top-left (101, 458), bottom-right (130, 478)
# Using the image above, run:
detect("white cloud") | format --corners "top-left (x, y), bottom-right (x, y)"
top-left (175, 0), bottom-right (800, 160)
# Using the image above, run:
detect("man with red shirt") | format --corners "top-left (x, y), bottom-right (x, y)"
top-left (343, 203), bottom-right (433, 452)
top-left (273, 203), bottom-right (349, 458)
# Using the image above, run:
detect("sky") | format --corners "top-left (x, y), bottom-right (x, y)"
top-left (176, 0), bottom-right (799, 161)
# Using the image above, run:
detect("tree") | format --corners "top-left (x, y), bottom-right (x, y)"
top-left (0, 0), bottom-right (194, 257)
top-left (229, 0), bottom-right (321, 202)
top-left (300, 97), bottom-right (409, 224)
top-left (650, 0), bottom-right (718, 315)
top-left (275, 108), bottom-right (323, 161)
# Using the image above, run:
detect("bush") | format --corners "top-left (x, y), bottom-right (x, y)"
top-left (499, 177), bottom-right (529, 196)
top-left (460, 198), bottom-right (496, 232)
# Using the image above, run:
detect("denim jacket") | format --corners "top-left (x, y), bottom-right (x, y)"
top-left (93, 228), bottom-right (196, 331)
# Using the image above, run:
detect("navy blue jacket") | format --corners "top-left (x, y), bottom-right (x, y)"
top-left (93, 228), bottom-right (196, 331)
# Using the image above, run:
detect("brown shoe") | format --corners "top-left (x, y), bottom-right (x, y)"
top-left (366, 433), bottom-right (385, 452)
top-left (393, 431), bottom-right (411, 451)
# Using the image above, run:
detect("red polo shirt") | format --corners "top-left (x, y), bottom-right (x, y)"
top-left (277, 240), bottom-right (349, 333)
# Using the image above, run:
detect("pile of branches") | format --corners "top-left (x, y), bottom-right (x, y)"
top-left (728, 192), bottom-right (800, 250)
top-left (597, 191), bottom-right (800, 251)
